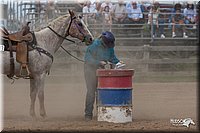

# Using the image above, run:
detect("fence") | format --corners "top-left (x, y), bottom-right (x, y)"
top-left (53, 44), bottom-right (197, 75)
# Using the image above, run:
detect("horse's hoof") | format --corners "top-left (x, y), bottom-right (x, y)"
top-left (30, 113), bottom-right (37, 121)
top-left (40, 113), bottom-right (47, 118)
top-left (31, 116), bottom-right (37, 121)
top-left (30, 112), bottom-right (36, 118)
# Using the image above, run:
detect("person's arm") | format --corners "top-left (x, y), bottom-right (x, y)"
top-left (121, 7), bottom-right (127, 20)
top-left (183, 8), bottom-right (190, 20)
top-left (108, 48), bottom-right (120, 64)
top-left (109, 12), bottom-right (112, 24)
top-left (138, 8), bottom-right (143, 18)
top-left (172, 15), bottom-right (177, 23)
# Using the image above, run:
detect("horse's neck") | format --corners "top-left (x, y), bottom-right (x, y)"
top-left (36, 16), bottom-right (70, 54)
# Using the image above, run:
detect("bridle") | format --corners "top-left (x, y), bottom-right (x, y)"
top-left (47, 15), bottom-right (89, 44)
top-left (47, 15), bottom-right (90, 62)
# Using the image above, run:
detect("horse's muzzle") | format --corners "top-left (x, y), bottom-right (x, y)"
top-left (84, 35), bottom-right (93, 46)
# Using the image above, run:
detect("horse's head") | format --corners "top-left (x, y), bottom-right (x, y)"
top-left (67, 10), bottom-right (93, 46)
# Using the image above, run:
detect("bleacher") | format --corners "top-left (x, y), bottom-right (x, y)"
top-left (1, 1), bottom-right (198, 46)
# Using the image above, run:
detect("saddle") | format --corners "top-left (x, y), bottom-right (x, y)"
top-left (1, 22), bottom-right (34, 78)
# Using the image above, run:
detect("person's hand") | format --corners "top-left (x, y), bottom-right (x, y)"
top-left (115, 61), bottom-right (126, 69)
top-left (119, 60), bottom-right (124, 64)
top-left (99, 61), bottom-right (107, 66)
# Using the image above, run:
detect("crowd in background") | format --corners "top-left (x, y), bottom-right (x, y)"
top-left (80, 0), bottom-right (199, 38)
top-left (29, 0), bottom-right (199, 38)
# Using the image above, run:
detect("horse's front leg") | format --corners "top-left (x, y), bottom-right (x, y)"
top-left (30, 73), bottom-right (47, 118)
top-left (37, 73), bottom-right (47, 118)
top-left (30, 78), bottom-right (38, 118)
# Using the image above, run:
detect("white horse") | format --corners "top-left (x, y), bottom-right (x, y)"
top-left (1, 10), bottom-right (93, 118)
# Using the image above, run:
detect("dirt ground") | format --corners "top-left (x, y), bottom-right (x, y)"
top-left (2, 73), bottom-right (198, 132)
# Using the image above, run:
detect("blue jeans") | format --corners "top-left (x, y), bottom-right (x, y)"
top-left (84, 63), bottom-right (98, 117)
top-left (152, 19), bottom-right (165, 35)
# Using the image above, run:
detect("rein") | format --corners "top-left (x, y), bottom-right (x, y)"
top-left (47, 26), bottom-right (75, 43)
top-left (60, 45), bottom-right (84, 62)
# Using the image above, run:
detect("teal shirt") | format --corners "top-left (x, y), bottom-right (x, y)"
top-left (84, 39), bottom-right (119, 66)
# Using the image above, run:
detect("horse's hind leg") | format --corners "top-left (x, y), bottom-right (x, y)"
top-left (30, 78), bottom-right (38, 118)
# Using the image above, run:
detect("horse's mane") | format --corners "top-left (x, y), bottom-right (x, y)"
top-left (48, 14), bottom-right (70, 27)
top-left (35, 14), bottom-right (70, 31)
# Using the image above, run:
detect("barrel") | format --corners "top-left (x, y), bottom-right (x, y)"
top-left (96, 69), bottom-right (134, 123)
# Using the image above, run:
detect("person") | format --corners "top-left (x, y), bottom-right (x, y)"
top-left (100, 0), bottom-right (113, 13)
top-left (112, 0), bottom-right (127, 24)
top-left (148, 2), bottom-right (165, 38)
top-left (168, 3), bottom-right (182, 28)
top-left (84, 31), bottom-right (123, 121)
top-left (44, 0), bottom-right (59, 21)
top-left (183, 2), bottom-right (197, 28)
top-left (172, 9), bottom-right (188, 38)
top-left (82, 1), bottom-right (97, 26)
top-left (102, 5), bottom-right (112, 31)
top-left (126, 0), bottom-right (143, 23)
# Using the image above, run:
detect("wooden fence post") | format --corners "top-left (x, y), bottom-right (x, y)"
top-left (142, 44), bottom-right (150, 73)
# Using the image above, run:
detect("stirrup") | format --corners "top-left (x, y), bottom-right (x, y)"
top-left (19, 65), bottom-right (30, 78)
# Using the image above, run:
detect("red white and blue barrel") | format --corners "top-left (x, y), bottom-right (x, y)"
top-left (96, 69), bottom-right (134, 123)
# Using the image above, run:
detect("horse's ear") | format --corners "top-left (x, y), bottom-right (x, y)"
top-left (68, 9), bottom-right (75, 17)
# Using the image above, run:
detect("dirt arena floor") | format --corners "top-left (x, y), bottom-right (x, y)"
top-left (2, 71), bottom-right (198, 132)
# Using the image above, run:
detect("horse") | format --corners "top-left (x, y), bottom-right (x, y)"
top-left (1, 10), bottom-right (93, 118)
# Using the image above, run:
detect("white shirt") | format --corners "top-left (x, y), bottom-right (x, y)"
top-left (183, 8), bottom-right (196, 20)
top-left (112, 4), bottom-right (126, 18)
top-left (82, 5), bottom-right (97, 18)
top-left (127, 7), bottom-right (143, 19)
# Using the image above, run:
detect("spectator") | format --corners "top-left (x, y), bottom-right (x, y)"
top-left (44, 0), bottom-right (59, 21)
top-left (168, 3), bottom-right (182, 28)
top-left (126, 0), bottom-right (143, 23)
top-left (92, 0), bottom-right (102, 18)
top-left (102, 5), bottom-right (112, 31)
top-left (140, 1), bottom-right (151, 12)
top-left (126, 0), bottom-right (141, 10)
top-left (172, 9), bottom-right (188, 38)
top-left (35, 0), bottom-right (44, 20)
top-left (148, 5), bottom-right (165, 38)
top-left (82, 0), bottom-right (97, 26)
top-left (93, 0), bottom-right (102, 13)
top-left (184, 2), bottom-right (197, 28)
top-left (111, 0), bottom-right (126, 24)
top-left (82, 0), bottom-right (98, 36)
top-left (100, 0), bottom-right (113, 13)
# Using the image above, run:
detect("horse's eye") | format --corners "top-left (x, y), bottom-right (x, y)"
top-left (79, 15), bottom-right (82, 19)
top-left (78, 22), bottom-right (83, 27)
